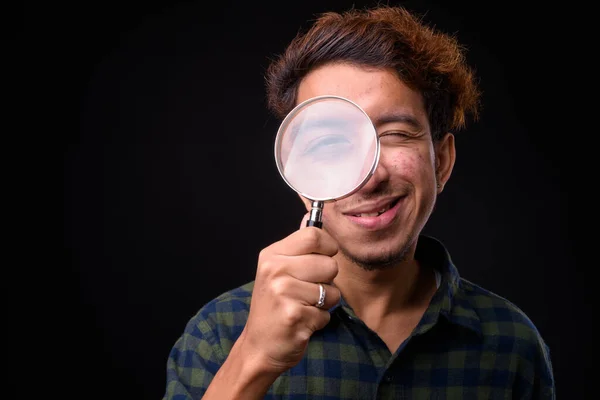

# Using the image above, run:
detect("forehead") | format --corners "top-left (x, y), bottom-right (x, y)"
top-left (296, 63), bottom-right (428, 125)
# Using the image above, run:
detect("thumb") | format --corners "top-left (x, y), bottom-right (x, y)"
top-left (299, 212), bottom-right (310, 230)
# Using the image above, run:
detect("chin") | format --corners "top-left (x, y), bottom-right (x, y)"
top-left (340, 232), bottom-right (416, 271)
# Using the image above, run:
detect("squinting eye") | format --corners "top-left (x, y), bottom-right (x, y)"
top-left (379, 132), bottom-right (413, 143)
top-left (381, 132), bottom-right (409, 138)
top-left (302, 134), bottom-right (352, 157)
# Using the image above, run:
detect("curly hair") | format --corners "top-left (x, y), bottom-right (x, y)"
top-left (265, 6), bottom-right (481, 141)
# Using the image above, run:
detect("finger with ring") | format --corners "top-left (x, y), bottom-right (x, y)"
top-left (315, 283), bottom-right (326, 308)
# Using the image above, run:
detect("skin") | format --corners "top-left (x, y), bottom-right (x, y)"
top-left (203, 63), bottom-right (456, 399)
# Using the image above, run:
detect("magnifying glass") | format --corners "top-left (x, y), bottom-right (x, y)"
top-left (274, 95), bottom-right (380, 228)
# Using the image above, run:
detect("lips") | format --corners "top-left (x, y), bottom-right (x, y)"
top-left (342, 196), bottom-right (404, 230)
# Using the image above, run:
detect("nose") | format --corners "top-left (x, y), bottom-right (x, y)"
top-left (358, 149), bottom-right (391, 192)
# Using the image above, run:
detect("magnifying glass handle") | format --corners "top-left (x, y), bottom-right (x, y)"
top-left (306, 200), bottom-right (324, 229)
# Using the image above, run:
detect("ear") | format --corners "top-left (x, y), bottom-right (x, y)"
top-left (434, 133), bottom-right (456, 193)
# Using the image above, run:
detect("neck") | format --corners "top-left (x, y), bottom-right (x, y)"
top-left (333, 247), bottom-right (435, 322)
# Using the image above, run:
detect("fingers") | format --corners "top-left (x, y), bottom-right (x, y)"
top-left (257, 214), bottom-right (340, 285)
top-left (271, 278), bottom-right (341, 309)
top-left (270, 225), bottom-right (338, 257)
top-left (257, 251), bottom-right (338, 285)
top-left (301, 303), bottom-right (333, 333)
top-left (278, 253), bottom-right (338, 283)
top-left (278, 299), bottom-right (333, 335)
top-left (310, 282), bottom-right (341, 310)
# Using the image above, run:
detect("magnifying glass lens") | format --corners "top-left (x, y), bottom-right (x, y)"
top-left (274, 96), bottom-right (380, 227)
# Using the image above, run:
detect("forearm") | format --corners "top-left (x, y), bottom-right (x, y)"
top-left (202, 332), bottom-right (280, 400)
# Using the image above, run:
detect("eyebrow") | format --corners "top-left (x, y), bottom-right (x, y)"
top-left (372, 112), bottom-right (424, 131)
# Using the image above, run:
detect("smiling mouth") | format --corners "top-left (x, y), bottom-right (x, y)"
top-left (350, 198), bottom-right (401, 217)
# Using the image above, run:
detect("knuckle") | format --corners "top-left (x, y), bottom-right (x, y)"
top-left (321, 311), bottom-right (332, 326)
top-left (330, 286), bottom-right (341, 300)
top-left (257, 258), bottom-right (275, 276)
top-left (303, 228), bottom-right (321, 249)
top-left (258, 255), bottom-right (286, 278)
top-left (324, 257), bottom-right (339, 277)
top-left (296, 328), bottom-right (312, 343)
top-left (257, 248), bottom-right (271, 264)
top-left (258, 248), bottom-right (267, 259)
top-left (282, 304), bottom-right (303, 326)
top-left (327, 239), bottom-right (339, 256)
top-left (320, 231), bottom-right (338, 254)
top-left (331, 242), bottom-right (340, 256)
top-left (269, 277), bottom-right (290, 298)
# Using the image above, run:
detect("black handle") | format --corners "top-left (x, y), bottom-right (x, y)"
top-left (306, 219), bottom-right (323, 229)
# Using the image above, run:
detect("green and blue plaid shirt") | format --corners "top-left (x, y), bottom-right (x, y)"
top-left (163, 236), bottom-right (555, 399)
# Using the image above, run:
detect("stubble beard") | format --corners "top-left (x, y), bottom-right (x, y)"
top-left (339, 231), bottom-right (416, 271)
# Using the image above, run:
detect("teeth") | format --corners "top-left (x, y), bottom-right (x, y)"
top-left (358, 212), bottom-right (379, 217)
top-left (354, 205), bottom-right (391, 217)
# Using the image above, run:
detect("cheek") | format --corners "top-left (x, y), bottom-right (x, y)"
top-left (323, 202), bottom-right (336, 220)
top-left (388, 148), bottom-right (434, 178)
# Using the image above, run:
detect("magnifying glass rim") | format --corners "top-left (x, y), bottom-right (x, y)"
top-left (274, 94), bottom-right (381, 202)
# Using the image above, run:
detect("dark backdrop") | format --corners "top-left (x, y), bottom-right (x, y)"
top-left (58, 0), bottom-right (586, 398)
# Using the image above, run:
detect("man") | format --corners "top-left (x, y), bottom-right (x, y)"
top-left (163, 5), bottom-right (555, 399)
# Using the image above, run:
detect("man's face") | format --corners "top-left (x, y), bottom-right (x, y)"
top-left (296, 63), bottom-right (454, 269)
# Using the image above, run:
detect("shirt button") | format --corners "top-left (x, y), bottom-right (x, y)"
top-left (385, 375), bottom-right (393, 382)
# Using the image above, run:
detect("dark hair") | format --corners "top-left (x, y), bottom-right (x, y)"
top-left (265, 6), bottom-right (481, 141)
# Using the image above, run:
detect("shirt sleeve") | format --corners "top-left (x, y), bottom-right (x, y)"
top-left (532, 340), bottom-right (555, 399)
top-left (513, 332), bottom-right (556, 400)
top-left (162, 312), bottom-right (226, 400)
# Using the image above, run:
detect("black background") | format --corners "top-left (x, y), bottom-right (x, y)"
top-left (52, 0), bottom-right (587, 398)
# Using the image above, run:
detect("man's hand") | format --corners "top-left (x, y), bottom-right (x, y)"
top-left (237, 213), bottom-right (341, 373)
top-left (203, 214), bottom-right (341, 399)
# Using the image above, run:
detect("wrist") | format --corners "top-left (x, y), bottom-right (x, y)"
top-left (206, 330), bottom-right (280, 399)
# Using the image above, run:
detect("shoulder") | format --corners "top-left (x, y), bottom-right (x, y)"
top-left (163, 284), bottom-right (256, 395)
top-left (450, 278), bottom-right (555, 396)
top-left (198, 281), bottom-right (255, 320)
top-left (456, 278), bottom-right (553, 372)
top-left (458, 278), bottom-right (543, 339)
top-left (182, 281), bottom-right (255, 348)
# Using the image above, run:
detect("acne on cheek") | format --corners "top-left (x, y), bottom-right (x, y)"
top-left (389, 152), bottom-right (419, 175)
top-left (388, 149), bottom-right (434, 176)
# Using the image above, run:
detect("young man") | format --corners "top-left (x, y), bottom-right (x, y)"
top-left (163, 6), bottom-right (555, 399)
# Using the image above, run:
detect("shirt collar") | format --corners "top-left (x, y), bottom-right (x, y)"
top-left (413, 235), bottom-right (482, 337)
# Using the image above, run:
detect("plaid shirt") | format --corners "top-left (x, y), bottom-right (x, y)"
top-left (163, 236), bottom-right (555, 399)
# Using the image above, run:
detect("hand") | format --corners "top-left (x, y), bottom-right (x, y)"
top-left (237, 213), bottom-right (341, 374)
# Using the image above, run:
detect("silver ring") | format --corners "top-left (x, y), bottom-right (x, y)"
top-left (315, 283), bottom-right (326, 308)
